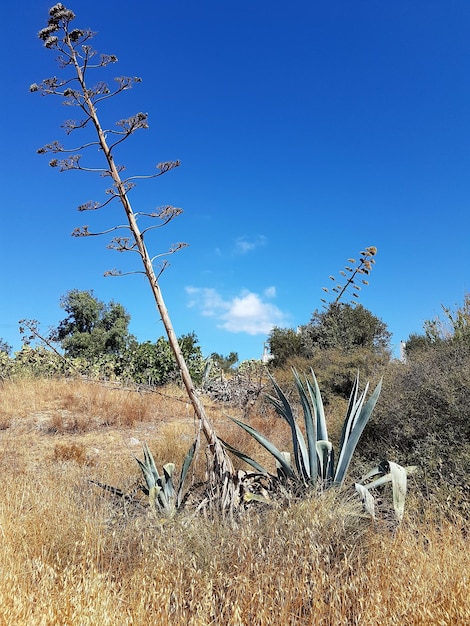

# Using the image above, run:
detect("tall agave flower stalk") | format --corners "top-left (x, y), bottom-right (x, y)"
top-left (321, 246), bottom-right (377, 307)
top-left (31, 4), bottom-right (235, 508)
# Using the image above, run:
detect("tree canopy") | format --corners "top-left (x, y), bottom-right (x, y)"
top-left (268, 303), bottom-right (391, 368)
top-left (302, 303), bottom-right (391, 355)
top-left (50, 290), bottom-right (134, 359)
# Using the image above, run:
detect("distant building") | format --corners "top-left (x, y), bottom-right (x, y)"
top-left (261, 341), bottom-right (273, 364)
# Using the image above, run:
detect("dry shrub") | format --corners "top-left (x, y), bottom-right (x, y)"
top-left (360, 340), bottom-right (470, 509)
top-left (0, 377), bottom-right (162, 433)
top-left (0, 376), bottom-right (50, 418)
top-left (53, 442), bottom-right (89, 465)
top-left (57, 380), bottom-right (157, 428)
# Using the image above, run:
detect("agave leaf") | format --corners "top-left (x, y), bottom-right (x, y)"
top-left (163, 462), bottom-right (176, 477)
top-left (293, 422), bottom-right (311, 482)
top-left (337, 374), bottom-right (361, 453)
top-left (388, 461), bottom-right (408, 522)
top-left (362, 473), bottom-right (393, 489)
top-left (335, 385), bottom-right (368, 481)
top-left (137, 443), bottom-right (161, 490)
top-left (279, 451), bottom-right (292, 467)
top-left (305, 369), bottom-right (328, 441)
top-left (307, 368), bottom-right (328, 442)
top-left (148, 485), bottom-right (161, 509)
top-left (355, 483), bottom-right (376, 519)
top-left (266, 373), bottom-right (308, 481)
top-left (219, 437), bottom-right (270, 475)
top-left (334, 377), bottom-right (382, 486)
top-left (227, 415), bottom-right (296, 479)
top-left (135, 456), bottom-right (157, 490)
top-left (316, 440), bottom-right (333, 481)
top-left (276, 451), bottom-right (293, 481)
top-left (137, 445), bottom-right (172, 511)
top-left (162, 463), bottom-right (176, 501)
top-left (176, 440), bottom-right (197, 508)
top-left (356, 463), bottom-right (386, 484)
top-left (89, 480), bottom-right (129, 499)
top-left (351, 382), bottom-right (369, 430)
top-left (359, 462), bottom-right (417, 522)
top-left (143, 443), bottom-right (160, 480)
top-left (292, 368), bottom-right (317, 483)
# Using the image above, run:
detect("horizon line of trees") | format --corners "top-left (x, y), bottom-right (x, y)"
top-left (1, 290), bottom-right (469, 387)
top-left (0, 290), bottom-right (210, 386)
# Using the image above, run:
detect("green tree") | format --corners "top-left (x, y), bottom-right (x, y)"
top-left (267, 327), bottom-right (303, 368)
top-left (267, 304), bottom-right (390, 368)
top-left (51, 290), bottom-right (134, 360)
top-left (210, 351), bottom-right (239, 373)
top-left (302, 303), bottom-right (391, 356)
top-left (129, 333), bottom-right (205, 386)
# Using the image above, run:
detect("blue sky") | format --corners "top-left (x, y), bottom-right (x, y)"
top-left (1, 1), bottom-right (469, 362)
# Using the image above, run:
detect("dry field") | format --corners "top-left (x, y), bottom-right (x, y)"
top-left (0, 377), bottom-right (469, 625)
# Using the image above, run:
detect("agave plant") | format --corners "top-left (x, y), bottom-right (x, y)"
top-left (355, 460), bottom-right (417, 522)
top-left (135, 442), bottom-right (197, 516)
top-left (225, 368), bottom-right (381, 487)
top-left (92, 440), bottom-right (197, 518)
top-left (222, 368), bottom-right (414, 520)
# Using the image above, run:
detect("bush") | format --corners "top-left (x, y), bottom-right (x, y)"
top-left (269, 347), bottom-right (388, 403)
top-left (359, 339), bottom-right (470, 509)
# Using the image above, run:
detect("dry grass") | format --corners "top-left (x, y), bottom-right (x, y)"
top-left (0, 377), bottom-right (469, 625)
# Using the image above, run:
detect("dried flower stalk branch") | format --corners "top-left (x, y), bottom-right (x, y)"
top-left (32, 4), bottom-right (235, 506)
top-left (321, 246), bottom-right (377, 307)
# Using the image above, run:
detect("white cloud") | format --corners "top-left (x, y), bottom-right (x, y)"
top-left (185, 286), bottom-right (288, 335)
top-left (234, 235), bottom-right (267, 255)
top-left (185, 287), bottom-right (227, 317)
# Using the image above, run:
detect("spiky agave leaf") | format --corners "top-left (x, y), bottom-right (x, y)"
top-left (316, 440), bottom-right (334, 482)
top-left (334, 377), bottom-right (369, 481)
top-left (135, 444), bottom-right (171, 511)
top-left (306, 368), bottom-right (328, 442)
top-left (227, 415), bottom-right (296, 479)
top-left (276, 451), bottom-right (293, 481)
top-left (218, 437), bottom-right (270, 475)
top-left (388, 461), bottom-right (408, 522)
top-left (149, 485), bottom-right (161, 509)
top-left (162, 463), bottom-right (176, 501)
top-left (135, 444), bottom-right (158, 490)
top-left (266, 372), bottom-right (309, 481)
top-left (292, 368), bottom-right (317, 484)
top-left (176, 440), bottom-right (197, 508)
top-left (333, 378), bottom-right (382, 486)
top-left (337, 373), bottom-right (361, 452)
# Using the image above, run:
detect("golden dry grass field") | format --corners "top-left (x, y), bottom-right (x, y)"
top-left (0, 377), bottom-right (469, 625)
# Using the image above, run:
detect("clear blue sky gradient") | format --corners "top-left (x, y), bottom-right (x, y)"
top-left (1, 1), bottom-right (469, 361)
